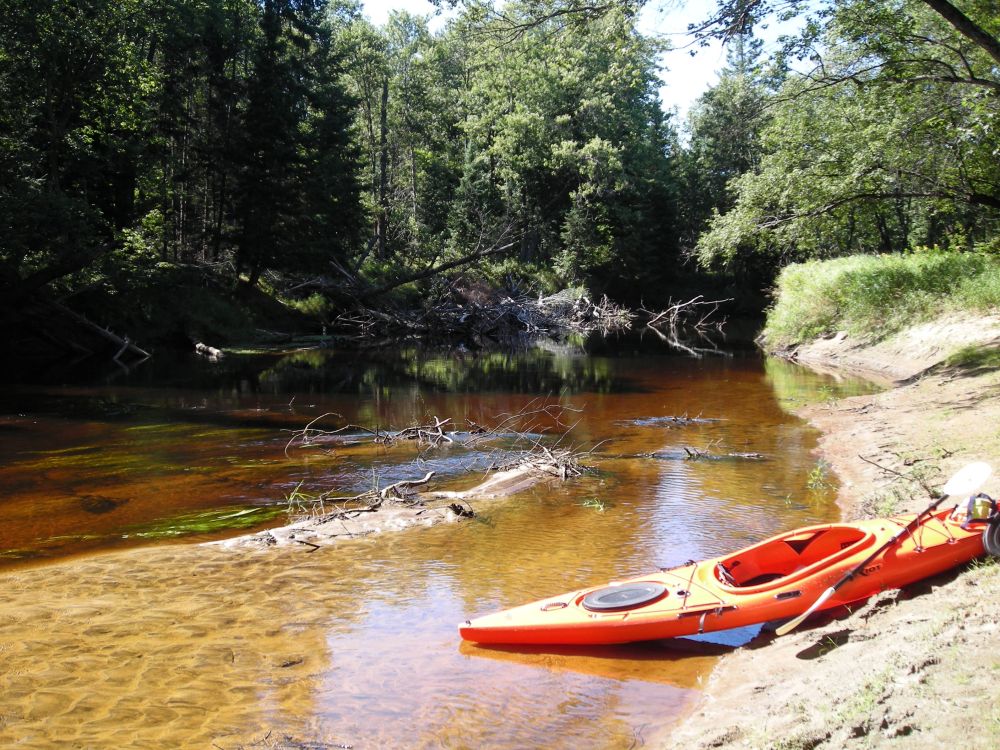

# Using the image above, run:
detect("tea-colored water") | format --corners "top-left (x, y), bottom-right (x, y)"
top-left (0, 345), bottom-right (878, 748)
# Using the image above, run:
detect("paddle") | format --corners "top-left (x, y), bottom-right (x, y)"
top-left (775, 461), bottom-right (993, 637)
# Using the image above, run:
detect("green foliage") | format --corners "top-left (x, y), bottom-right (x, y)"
top-left (0, 0), bottom-right (363, 324)
top-left (284, 292), bottom-right (335, 320)
top-left (6, 0), bottom-right (999, 342)
top-left (339, 2), bottom-right (680, 299)
top-left (806, 461), bottom-right (832, 491)
top-left (762, 251), bottom-right (1000, 347)
top-left (678, 41), bottom-right (771, 251)
top-left (694, 0), bottom-right (1000, 281)
top-left (580, 497), bottom-right (612, 512)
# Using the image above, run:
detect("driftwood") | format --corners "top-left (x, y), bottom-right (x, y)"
top-left (626, 413), bottom-right (720, 428)
top-left (14, 301), bottom-right (151, 366)
top-left (219, 404), bottom-right (596, 553)
top-left (331, 291), bottom-right (730, 350)
top-left (282, 401), bottom-right (593, 527)
top-left (283, 413), bottom-right (459, 455)
top-left (355, 241), bottom-right (519, 301)
top-left (640, 296), bottom-right (732, 357)
top-left (284, 471), bottom-right (436, 526)
top-left (333, 290), bottom-right (633, 342)
top-left (284, 399), bottom-right (583, 456)
top-left (194, 341), bottom-right (224, 360)
top-left (682, 446), bottom-right (766, 461)
top-left (51, 302), bottom-right (150, 362)
top-left (374, 417), bottom-right (453, 447)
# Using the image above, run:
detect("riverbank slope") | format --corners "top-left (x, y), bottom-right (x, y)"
top-left (665, 315), bottom-right (1000, 750)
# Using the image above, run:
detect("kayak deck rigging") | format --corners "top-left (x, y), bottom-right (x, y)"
top-left (460, 507), bottom-right (994, 646)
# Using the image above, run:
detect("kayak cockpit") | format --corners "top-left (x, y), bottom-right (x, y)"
top-left (714, 525), bottom-right (876, 590)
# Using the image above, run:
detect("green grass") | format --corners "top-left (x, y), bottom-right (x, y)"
top-left (945, 343), bottom-right (1000, 370)
top-left (762, 251), bottom-right (1000, 348)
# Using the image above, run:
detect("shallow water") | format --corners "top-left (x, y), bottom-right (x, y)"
top-left (0, 342), bottom-right (879, 748)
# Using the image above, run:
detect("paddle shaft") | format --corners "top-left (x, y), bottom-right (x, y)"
top-left (776, 495), bottom-right (948, 636)
top-left (835, 497), bottom-right (947, 590)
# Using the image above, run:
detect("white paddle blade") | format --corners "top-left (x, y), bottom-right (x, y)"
top-left (775, 586), bottom-right (836, 636)
top-left (941, 462), bottom-right (992, 498)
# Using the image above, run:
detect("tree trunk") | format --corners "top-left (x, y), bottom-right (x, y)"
top-left (376, 75), bottom-right (389, 259)
top-left (356, 240), bottom-right (517, 301)
top-left (410, 145), bottom-right (418, 226)
top-left (921, 0), bottom-right (1000, 67)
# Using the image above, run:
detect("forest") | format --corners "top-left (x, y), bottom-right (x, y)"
top-left (1, 0), bottom-right (998, 353)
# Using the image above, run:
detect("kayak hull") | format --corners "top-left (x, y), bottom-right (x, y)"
top-left (460, 509), bottom-right (987, 645)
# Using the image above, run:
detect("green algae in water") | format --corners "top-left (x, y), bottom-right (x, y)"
top-left (123, 506), bottom-right (285, 539)
top-left (15, 445), bottom-right (190, 475)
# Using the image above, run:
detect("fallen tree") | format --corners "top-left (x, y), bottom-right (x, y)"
top-left (332, 289), bottom-right (634, 343)
top-left (240, 403), bottom-right (595, 551)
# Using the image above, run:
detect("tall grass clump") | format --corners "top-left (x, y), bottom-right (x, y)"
top-left (762, 250), bottom-right (1000, 348)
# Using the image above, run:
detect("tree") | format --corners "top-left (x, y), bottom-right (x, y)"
top-left (0, 0), bottom-right (155, 306)
top-left (678, 33), bottom-right (771, 252)
top-left (444, 2), bottom-right (680, 295)
top-left (692, 0), bottom-right (1000, 67)
top-left (235, 0), bottom-right (363, 285)
top-left (696, 0), bottom-right (1000, 271)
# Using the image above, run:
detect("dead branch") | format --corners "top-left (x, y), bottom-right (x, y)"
top-left (377, 471), bottom-right (436, 501)
top-left (283, 401), bottom-right (596, 521)
top-left (284, 413), bottom-right (383, 456)
top-left (376, 417), bottom-right (454, 447)
top-left (333, 290), bottom-right (634, 342)
top-left (465, 398), bottom-right (583, 449)
top-left (286, 470), bottom-right (437, 525)
top-left (640, 296), bottom-right (733, 358)
top-left (356, 240), bottom-right (519, 301)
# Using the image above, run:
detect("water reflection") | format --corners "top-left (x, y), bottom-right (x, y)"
top-left (0, 342), bottom-right (882, 748)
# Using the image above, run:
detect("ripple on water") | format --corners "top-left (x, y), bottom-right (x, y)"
top-left (0, 352), bottom-right (878, 748)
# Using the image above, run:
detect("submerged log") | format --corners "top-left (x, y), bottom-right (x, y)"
top-left (678, 447), bottom-right (767, 462)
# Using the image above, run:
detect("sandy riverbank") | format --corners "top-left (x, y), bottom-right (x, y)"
top-left (663, 315), bottom-right (1000, 749)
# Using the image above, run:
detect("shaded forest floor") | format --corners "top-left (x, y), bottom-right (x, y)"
top-left (663, 315), bottom-right (1000, 749)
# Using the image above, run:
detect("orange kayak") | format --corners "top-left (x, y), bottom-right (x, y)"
top-left (460, 508), bottom-right (990, 645)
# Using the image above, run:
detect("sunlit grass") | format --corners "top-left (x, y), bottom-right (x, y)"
top-left (762, 251), bottom-right (1000, 348)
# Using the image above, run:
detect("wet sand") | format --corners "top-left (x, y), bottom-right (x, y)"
top-left (1, 544), bottom-right (345, 749)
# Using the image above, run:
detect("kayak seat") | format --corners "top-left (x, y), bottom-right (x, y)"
top-left (716, 563), bottom-right (784, 587)
top-left (718, 527), bottom-right (868, 587)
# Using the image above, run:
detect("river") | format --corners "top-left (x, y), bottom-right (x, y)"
top-left (0, 338), bottom-right (878, 748)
